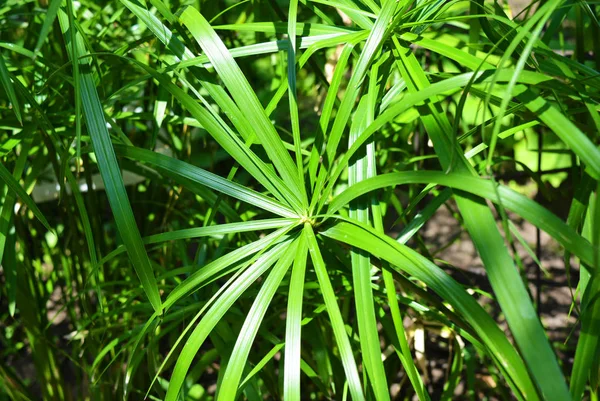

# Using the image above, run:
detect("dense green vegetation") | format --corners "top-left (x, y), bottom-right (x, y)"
top-left (0, 0), bottom-right (599, 399)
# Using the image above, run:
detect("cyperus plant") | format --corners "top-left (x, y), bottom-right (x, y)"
top-left (1, 0), bottom-right (599, 400)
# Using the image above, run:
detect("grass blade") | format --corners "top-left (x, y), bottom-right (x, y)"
top-left (115, 145), bottom-right (297, 218)
top-left (216, 238), bottom-right (298, 401)
top-left (179, 7), bottom-right (306, 208)
top-left (348, 96), bottom-right (390, 400)
top-left (101, 218), bottom-right (295, 264)
top-left (321, 220), bottom-right (539, 399)
top-left (287, 0), bottom-right (308, 209)
top-left (34, 0), bottom-right (63, 54)
top-left (330, 171), bottom-right (595, 270)
top-left (164, 239), bottom-right (292, 401)
top-left (57, 7), bottom-right (162, 313)
top-left (322, 0), bottom-right (398, 167)
top-left (284, 232), bottom-right (308, 401)
top-left (108, 48), bottom-right (297, 210)
top-left (570, 189), bottom-right (600, 400)
top-left (163, 226), bottom-right (294, 311)
top-left (0, 162), bottom-right (51, 232)
top-left (304, 223), bottom-right (366, 401)
top-left (0, 138), bottom-right (32, 316)
top-left (0, 52), bottom-right (22, 124)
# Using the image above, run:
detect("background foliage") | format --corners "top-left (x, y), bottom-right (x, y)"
top-left (0, 0), bottom-right (599, 400)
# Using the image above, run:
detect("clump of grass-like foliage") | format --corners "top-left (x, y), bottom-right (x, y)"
top-left (0, 0), bottom-right (599, 400)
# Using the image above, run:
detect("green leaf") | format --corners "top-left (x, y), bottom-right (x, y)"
top-left (570, 189), bottom-right (600, 400)
top-left (143, 227), bottom-right (294, 399)
top-left (216, 238), bottom-right (298, 401)
top-left (0, 162), bottom-right (51, 232)
top-left (393, 36), bottom-right (570, 400)
top-left (214, 22), bottom-right (354, 36)
top-left (0, 52), bottom-right (22, 124)
top-left (304, 223), bottom-right (366, 401)
top-left (317, 68), bottom-right (554, 212)
top-left (163, 226), bottom-right (294, 311)
top-left (34, 0), bottom-right (63, 53)
top-left (287, 0), bottom-right (308, 209)
top-left (0, 137), bottom-right (32, 317)
top-left (484, 0), bottom-right (562, 170)
top-left (329, 171), bottom-right (595, 270)
top-left (515, 84), bottom-right (600, 180)
top-left (283, 230), bottom-right (308, 401)
top-left (348, 95), bottom-right (390, 400)
top-left (57, 7), bottom-right (162, 314)
top-left (323, 0), bottom-right (398, 166)
top-left (119, 0), bottom-right (300, 209)
top-left (179, 6), bottom-right (306, 210)
top-left (321, 220), bottom-right (539, 399)
top-left (240, 342), bottom-right (285, 390)
top-left (115, 145), bottom-right (298, 218)
top-left (100, 218), bottom-right (295, 264)
top-left (164, 238), bottom-right (292, 401)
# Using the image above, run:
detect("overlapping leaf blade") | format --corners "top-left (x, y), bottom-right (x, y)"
top-left (57, 7), bottom-right (162, 313)
top-left (179, 6), bottom-right (306, 210)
